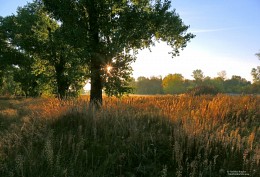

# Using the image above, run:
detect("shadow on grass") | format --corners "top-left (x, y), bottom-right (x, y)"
top-left (49, 111), bottom-right (259, 177)
top-left (0, 108), bottom-right (22, 132)
top-left (1, 106), bottom-right (258, 177)
top-left (0, 97), bottom-right (36, 133)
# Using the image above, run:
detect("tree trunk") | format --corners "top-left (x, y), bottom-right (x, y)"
top-left (90, 60), bottom-right (103, 106)
top-left (55, 54), bottom-right (69, 100)
top-left (87, 1), bottom-right (103, 106)
top-left (55, 65), bottom-right (67, 100)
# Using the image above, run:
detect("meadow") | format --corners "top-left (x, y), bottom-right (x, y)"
top-left (0, 94), bottom-right (259, 177)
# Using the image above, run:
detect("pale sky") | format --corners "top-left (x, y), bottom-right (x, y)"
top-left (1, 0), bottom-right (260, 82)
top-left (132, 0), bottom-right (260, 81)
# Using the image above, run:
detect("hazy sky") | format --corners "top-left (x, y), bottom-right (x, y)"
top-left (133, 0), bottom-right (260, 81)
top-left (1, 0), bottom-right (260, 81)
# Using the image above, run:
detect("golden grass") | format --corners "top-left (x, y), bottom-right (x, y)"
top-left (0, 94), bottom-right (259, 176)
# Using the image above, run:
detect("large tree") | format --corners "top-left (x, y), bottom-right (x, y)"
top-left (0, 2), bottom-right (87, 98)
top-left (0, 16), bottom-right (37, 96)
top-left (40, 0), bottom-right (194, 104)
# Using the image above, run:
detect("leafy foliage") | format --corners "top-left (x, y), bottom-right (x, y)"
top-left (0, 2), bottom-right (88, 98)
top-left (188, 85), bottom-right (219, 96)
top-left (135, 76), bottom-right (163, 94)
top-left (103, 54), bottom-right (134, 97)
top-left (132, 69), bottom-right (259, 95)
top-left (162, 73), bottom-right (185, 94)
top-left (224, 75), bottom-right (251, 94)
top-left (251, 52), bottom-right (260, 84)
top-left (1, 0), bottom-right (195, 100)
top-left (39, 0), bottom-right (194, 102)
top-left (192, 69), bottom-right (205, 86)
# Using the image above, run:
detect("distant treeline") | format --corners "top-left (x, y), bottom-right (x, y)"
top-left (1, 69), bottom-right (260, 97)
top-left (130, 70), bottom-right (260, 95)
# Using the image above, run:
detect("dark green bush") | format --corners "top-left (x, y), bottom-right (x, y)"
top-left (188, 85), bottom-right (219, 96)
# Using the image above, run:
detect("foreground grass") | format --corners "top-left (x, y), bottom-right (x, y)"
top-left (0, 94), bottom-right (259, 176)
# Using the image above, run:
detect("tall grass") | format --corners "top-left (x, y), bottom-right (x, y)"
top-left (0, 94), bottom-right (259, 176)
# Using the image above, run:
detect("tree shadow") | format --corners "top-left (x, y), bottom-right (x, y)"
top-left (0, 112), bottom-right (20, 132)
top-left (0, 98), bottom-right (23, 132)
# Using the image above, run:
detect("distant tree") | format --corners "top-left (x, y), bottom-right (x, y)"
top-left (135, 77), bottom-right (149, 94)
top-left (149, 76), bottom-right (164, 94)
top-left (256, 52), bottom-right (260, 59)
top-left (211, 77), bottom-right (224, 92)
top-left (224, 75), bottom-right (251, 93)
top-left (40, 0), bottom-right (195, 104)
top-left (188, 85), bottom-right (218, 96)
top-left (247, 52), bottom-right (260, 94)
top-left (183, 79), bottom-right (195, 91)
top-left (127, 77), bottom-right (137, 94)
top-left (201, 76), bottom-right (223, 93)
top-left (192, 69), bottom-right (204, 85)
top-left (217, 70), bottom-right (227, 81)
top-left (251, 52), bottom-right (260, 84)
top-left (251, 67), bottom-right (260, 83)
top-left (203, 76), bottom-right (211, 84)
top-left (135, 76), bottom-right (163, 95)
top-left (245, 82), bottom-right (260, 94)
top-left (162, 73), bottom-right (185, 94)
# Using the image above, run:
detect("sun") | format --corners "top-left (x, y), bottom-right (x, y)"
top-left (106, 65), bottom-right (112, 73)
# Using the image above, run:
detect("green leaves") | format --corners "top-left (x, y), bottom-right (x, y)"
top-left (41, 0), bottom-right (194, 59)
top-left (162, 73), bottom-right (185, 94)
top-left (40, 0), bottom-right (194, 99)
top-left (1, 0), bottom-right (195, 99)
top-left (103, 53), bottom-right (134, 97)
top-left (0, 1), bottom-right (88, 98)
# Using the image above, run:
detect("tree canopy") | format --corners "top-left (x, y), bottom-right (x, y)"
top-left (162, 73), bottom-right (185, 94)
top-left (0, 0), bottom-right (194, 102)
top-left (192, 69), bottom-right (204, 84)
top-left (38, 0), bottom-right (195, 104)
top-left (0, 2), bottom-right (88, 98)
top-left (135, 76), bottom-right (163, 94)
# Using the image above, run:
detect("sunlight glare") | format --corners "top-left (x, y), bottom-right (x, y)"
top-left (106, 65), bottom-right (112, 73)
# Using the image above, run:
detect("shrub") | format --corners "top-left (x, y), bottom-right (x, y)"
top-left (188, 85), bottom-right (219, 96)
